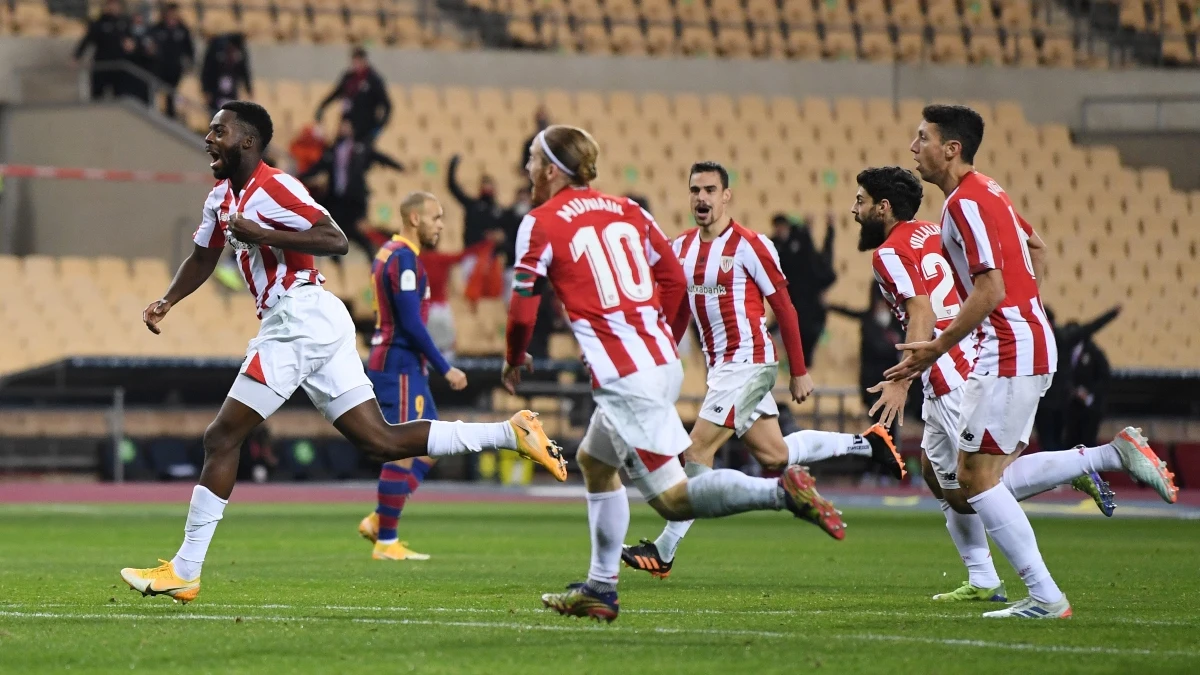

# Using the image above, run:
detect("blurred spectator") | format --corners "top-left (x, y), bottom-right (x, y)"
top-left (237, 425), bottom-right (277, 483)
top-left (300, 119), bottom-right (405, 257)
top-left (74, 0), bottom-right (133, 101)
top-left (518, 106), bottom-right (551, 177)
top-left (288, 124), bottom-right (328, 176)
top-left (771, 212), bottom-right (837, 367)
top-left (498, 185), bottom-right (533, 297)
top-left (123, 12), bottom-right (156, 105)
top-left (1063, 328), bottom-right (1113, 448)
top-left (448, 154), bottom-right (506, 248)
top-left (150, 2), bottom-right (195, 119)
top-left (1035, 306), bottom-right (1121, 450)
top-left (200, 33), bottom-right (251, 115)
top-left (528, 282), bottom-right (570, 360)
top-left (623, 193), bottom-right (651, 212)
top-left (315, 47), bottom-right (391, 143)
top-left (829, 285), bottom-right (908, 438)
top-left (421, 238), bottom-right (496, 359)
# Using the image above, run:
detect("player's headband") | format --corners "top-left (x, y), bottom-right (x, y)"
top-left (536, 130), bottom-right (575, 177)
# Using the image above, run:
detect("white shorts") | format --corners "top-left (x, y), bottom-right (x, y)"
top-left (922, 388), bottom-right (963, 490)
top-left (697, 361), bottom-right (779, 437)
top-left (957, 371), bottom-right (1053, 456)
top-left (580, 361), bottom-right (691, 500)
top-left (229, 284), bottom-right (374, 422)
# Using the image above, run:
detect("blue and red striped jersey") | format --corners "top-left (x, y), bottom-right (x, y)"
top-left (367, 235), bottom-right (451, 376)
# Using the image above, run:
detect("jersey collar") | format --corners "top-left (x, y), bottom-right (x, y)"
top-left (392, 234), bottom-right (420, 254)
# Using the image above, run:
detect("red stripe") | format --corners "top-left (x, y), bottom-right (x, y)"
top-left (635, 449), bottom-right (675, 472)
top-left (592, 317), bottom-right (638, 380)
top-left (244, 352), bottom-right (267, 384)
top-left (716, 231), bottom-right (741, 362)
top-left (238, 250), bottom-right (260, 305)
top-left (258, 212), bottom-right (319, 291)
top-left (989, 311), bottom-right (1017, 378)
top-left (687, 235), bottom-right (718, 367)
top-left (399, 375), bottom-right (409, 423)
top-left (258, 246), bottom-right (280, 310)
top-left (1017, 301), bottom-right (1049, 375)
top-left (722, 404), bottom-right (736, 428)
top-left (979, 430), bottom-right (1006, 455)
top-left (628, 307), bottom-right (667, 367)
top-left (738, 240), bottom-right (769, 364)
top-left (0, 164), bottom-right (212, 183)
top-left (260, 175), bottom-right (324, 225)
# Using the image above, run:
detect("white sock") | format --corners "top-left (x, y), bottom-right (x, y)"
top-left (586, 487), bottom-right (629, 589)
top-left (785, 430), bottom-right (871, 465)
top-left (426, 420), bottom-right (518, 456)
top-left (1001, 445), bottom-right (1121, 501)
top-left (968, 483), bottom-right (1063, 603)
top-left (171, 485), bottom-right (228, 581)
top-left (652, 461), bottom-right (710, 561)
top-left (939, 499), bottom-right (1001, 589)
top-left (685, 469), bottom-right (783, 518)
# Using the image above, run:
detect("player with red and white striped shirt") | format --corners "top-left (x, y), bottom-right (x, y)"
top-left (505, 127), bottom-right (846, 623)
top-left (622, 162), bottom-right (906, 578)
top-left (893, 105), bottom-right (1177, 619)
top-left (120, 102), bottom-right (567, 605)
top-left (854, 165), bottom-right (1143, 606)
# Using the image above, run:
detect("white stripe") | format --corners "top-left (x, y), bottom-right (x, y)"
top-left (877, 248), bottom-right (916, 298)
top-left (1029, 298), bottom-right (1058, 372)
top-left (0, 610), bottom-right (1194, 657)
top-left (639, 305), bottom-right (676, 364)
top-left (1002, 305), bottom-right (1035, 376)
top-left (606, 311), bottom-right (656, 372)
top-left (957, 199), bottom-right (996, 270)
top-left (933, 351), bottom-right (965, 392)
top-left (941, 210), bottom-right (974, 295)
top-left (571, 318), bottom-right (618, 384)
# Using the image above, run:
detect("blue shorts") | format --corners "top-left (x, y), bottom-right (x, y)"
top-left (368, 369), bottom-right (438, 424)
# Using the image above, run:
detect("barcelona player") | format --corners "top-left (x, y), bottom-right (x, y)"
top-left (357, 191), bottom-right (469, 560)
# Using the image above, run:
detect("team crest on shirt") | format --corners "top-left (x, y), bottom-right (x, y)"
top-left (719, 256), bottom-right (735, 273)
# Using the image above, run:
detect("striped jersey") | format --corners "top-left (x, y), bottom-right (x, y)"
top-left (673, 220), bottom-right (786, 367)
top-left (368, 235), bottom-right (448, 376)
top-left (941, 171), bottom-right (1057, 378)
top-left (872, 220), bottom-right (977, 397)
top-left (193, 161), bottom-right (328, 318)
top-left (513, 187), bottom-right (678, 387)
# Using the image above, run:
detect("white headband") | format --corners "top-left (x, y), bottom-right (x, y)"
top-left (536, 130), bottom-right (575, 177)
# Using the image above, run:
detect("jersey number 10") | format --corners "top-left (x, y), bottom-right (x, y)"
top-left (570, 222), bottom-right (654, 309)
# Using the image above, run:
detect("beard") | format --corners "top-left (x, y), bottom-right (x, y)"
top-left (212, 147), bottom-right (243, 180)
top-left (856, 215), bottom-right (887, 251)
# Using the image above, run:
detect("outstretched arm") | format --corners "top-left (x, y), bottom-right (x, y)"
top-left (143, 244), bottom-right (223, 334)
top-left (887, 268), bottom-right (1004, 381)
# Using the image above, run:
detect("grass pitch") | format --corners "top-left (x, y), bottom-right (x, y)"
top-left (0, 501), bottom-right (1197, 674)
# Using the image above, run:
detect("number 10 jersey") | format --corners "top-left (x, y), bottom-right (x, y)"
top-left (513, 187), bottom-right (680, 387)
top-left (872, 219), bottom-right (977, 398)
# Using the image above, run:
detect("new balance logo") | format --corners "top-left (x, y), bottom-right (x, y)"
top-left (940, 472), bottom-right (957, 482)
top-left (711, 406), bottom-right (724, 414)
top-left (960, 431), bottom-right (975, 442)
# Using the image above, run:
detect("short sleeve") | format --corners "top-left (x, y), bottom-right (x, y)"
top-left (256, 174), bottom-right (330, 231)
top-left (873, 247), bottom-right (923, 300)
top-left (946, 197), bottom-right (1002, 276)
top-left (193, 187), bottom-right (226, 249)
top-left (743, 234), bottom-right (788, 296)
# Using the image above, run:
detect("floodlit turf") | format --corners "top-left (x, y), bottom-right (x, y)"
top-left (0, 501), bottom-right (1197, 674)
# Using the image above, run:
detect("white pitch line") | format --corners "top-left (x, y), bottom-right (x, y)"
top-left (2, 602), bottom-right (1196, 627)
top-left (0, 610), bottom-right (1196, 658)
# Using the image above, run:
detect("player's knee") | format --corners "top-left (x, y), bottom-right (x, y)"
top-left (577, 450), bottom-right (620, 492)
top-left (202, 420), bottom-right (242, 458)
top-left (921, 456), bottom-right (944, 499)
top-left (943, 489), bottom-right (974, 514)
top-left (647, 482), bottom-right (691, 521)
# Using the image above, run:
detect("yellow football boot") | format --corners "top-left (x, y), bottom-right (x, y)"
top-left (358, 512), bottom-right (379, 543)
top-left (120, 559), bottom-right (200, 604)
top-left (509, 410), bottom-right (567, 481)
top-left (372, 540), bottom-right (430, 561)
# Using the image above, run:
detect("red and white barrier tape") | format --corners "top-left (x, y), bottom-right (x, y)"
top-left (0, 164), bottom-right (213, 184)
